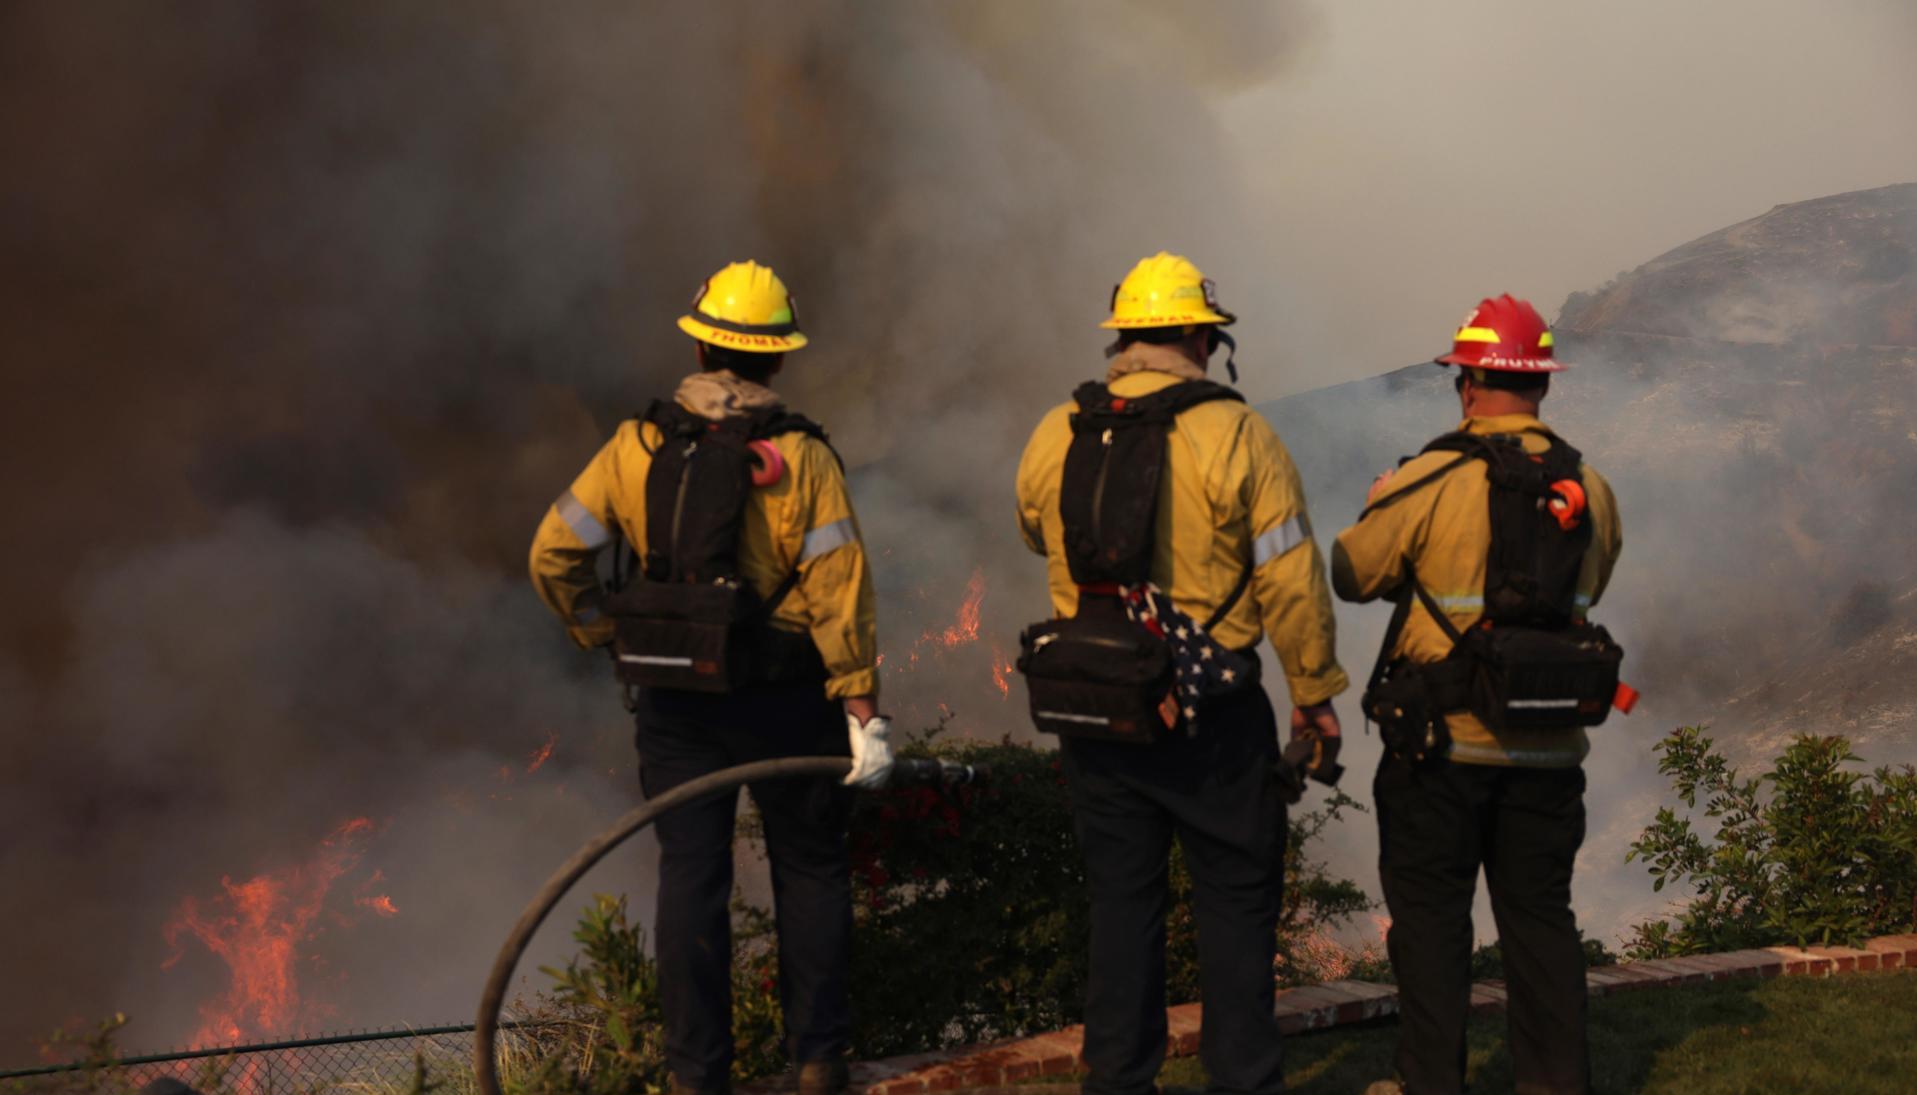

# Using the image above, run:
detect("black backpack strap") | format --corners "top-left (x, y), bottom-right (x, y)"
top-left (1135, 378), bottom-right (1246, 420)
top-left (1202, 563), bottom-right (1252, 633)
top-left (1364, 585), bottom-right (1416, 697)
top-left (1068, 381), bottom-right (1117, 431)
top-left (1409, 576), bottom-right (1467, 645)
top-left (1362, 572), bottom-right (1466, 696)
top-left (760, 567), bottom-right (803, 620)
top-left (1072, 378), bottom-right (1245, 423)
top-left (1354, 429), bottom-right (1501, 521)
top-left (642, 398), bottom-right (709, 440)
top-left (751, 408), bottom-right (845, 471)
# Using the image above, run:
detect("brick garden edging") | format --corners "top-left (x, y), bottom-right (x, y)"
top-left (813, 933), bottom-right (1917, 1094)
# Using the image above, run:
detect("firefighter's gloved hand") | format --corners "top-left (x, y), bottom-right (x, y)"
top-left (1290, 703), bottom-right (1345, 787)
top-left (844, 714), bottom-right (895, 789)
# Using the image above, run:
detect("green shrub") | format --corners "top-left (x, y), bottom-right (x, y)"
top-left (1625, 728), bottom-right (1917, 958)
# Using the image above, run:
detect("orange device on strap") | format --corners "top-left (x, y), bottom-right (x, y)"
top-left (1547, 479), bottom-right (1587, 531)
top-left (749, 439), bottom-right (786, 487)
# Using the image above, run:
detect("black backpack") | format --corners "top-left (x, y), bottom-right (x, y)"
top-left (1361, 429), bottom-right (1624, 757)
top-left (1017, 380), bottom-right (1249, 742)
top-left (604, 400), bottom-right (834, 693)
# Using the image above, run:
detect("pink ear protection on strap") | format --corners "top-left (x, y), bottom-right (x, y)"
top-left (749, 439), bottom-right (786, 487)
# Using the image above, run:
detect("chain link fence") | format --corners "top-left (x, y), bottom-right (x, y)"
top-left (0, 1022), bottom-right (553, 1094)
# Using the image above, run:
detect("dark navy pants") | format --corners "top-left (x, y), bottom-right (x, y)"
top-left (634, 682), bottom-right (853, 1091)
top-left (1060, 685), bottom-right (1289, 1095)
top-left (1375, 756), bottom-right (1589, 1095)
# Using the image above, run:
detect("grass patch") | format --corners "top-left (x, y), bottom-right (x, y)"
top-left (1140, 971), bottom-right (1917, 1094)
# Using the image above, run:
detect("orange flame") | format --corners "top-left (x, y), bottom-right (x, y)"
top-left (162, 817), bottom-right (388, 1048)
top-left (356, 894), bottom-right (399, 917)
top-left (884, 569), bottom-right (1017, 703)
top-left (918, 568), bottom-right (986, 651)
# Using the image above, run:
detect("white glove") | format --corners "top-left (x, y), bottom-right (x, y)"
top-left (844, 713), bottom-right (895, 788)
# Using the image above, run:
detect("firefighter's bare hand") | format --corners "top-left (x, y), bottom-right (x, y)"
top-left (844, 710), bottom-right (894, 789)
top-left (1366, 467), bottom-right (1397, 504)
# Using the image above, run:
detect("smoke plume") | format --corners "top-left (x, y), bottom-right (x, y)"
top-left (0, 0), bottom-right (1320, 1055)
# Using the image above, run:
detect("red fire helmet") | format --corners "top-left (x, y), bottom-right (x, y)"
top-left (1435, 294), bottom-right (1568, 372)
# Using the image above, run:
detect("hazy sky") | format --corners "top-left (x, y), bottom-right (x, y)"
top-left (1209, 0), bottom-right (1917, 401)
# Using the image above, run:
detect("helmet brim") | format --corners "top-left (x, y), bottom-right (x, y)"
top-left (678, 315), bottom-right (807, 353)
top-left (1098, 310), bottom-right (1234, 330)
top-left (1434, 351), bottom-right (1569, 372)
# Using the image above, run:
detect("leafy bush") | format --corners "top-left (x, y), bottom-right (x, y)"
top-left (1626, 728), bottom-right (1917, 958)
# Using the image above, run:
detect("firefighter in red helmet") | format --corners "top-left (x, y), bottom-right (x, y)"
top-left (1334, 296), bottom-right (1625, 1095)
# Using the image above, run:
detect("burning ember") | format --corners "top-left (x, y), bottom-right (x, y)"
top-left (525, 730), bottom-right (558, 775)
top-left (162, 817), bottom-right (393, 1048)
top-left (991, 643), bottom-right (1014, 699)
top-left (892, 569), bottom-right (1010, 704)
top-left (925, 568), bottom-right (987, 649)
top-left (356, 894), bottom-right (400, 918)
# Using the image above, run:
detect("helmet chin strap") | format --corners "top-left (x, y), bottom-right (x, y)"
top-left (1210, 328), bottom-right (1239, 383)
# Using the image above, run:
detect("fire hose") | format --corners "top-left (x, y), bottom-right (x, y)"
top-left (473, 755), bottom-right (982, 1095)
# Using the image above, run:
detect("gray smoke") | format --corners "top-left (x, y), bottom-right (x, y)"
top-left (0, 0), bottom-right (1316, 1056)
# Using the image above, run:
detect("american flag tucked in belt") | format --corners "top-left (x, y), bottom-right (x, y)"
top-left (1117, 583), bottom-right (1255, 732)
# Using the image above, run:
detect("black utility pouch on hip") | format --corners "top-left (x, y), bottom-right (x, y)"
top-left (1362, 660), bottom-right (1455, 763)
top-left (1458, 622), bottom-right (1623, 732)
top-left (1017, 611), bottom-right (1175, 744)
top-left (606, 580), bottom-right (762, 693)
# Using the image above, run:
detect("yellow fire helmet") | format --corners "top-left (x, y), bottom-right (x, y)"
top-left (677, 260), bottom-right (809, 353)
top-left (1100, 251), bottom-right (1237, 330)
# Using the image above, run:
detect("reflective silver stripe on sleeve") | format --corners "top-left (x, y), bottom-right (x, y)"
top-left (1430, 594), bottom-right (1484, 612)
top-left (555, 490), bottom-right (611, 549)
top-left (1252, 514), bottom-right (1310, 566)
top-left (800, 517), bottom-right (858, 562)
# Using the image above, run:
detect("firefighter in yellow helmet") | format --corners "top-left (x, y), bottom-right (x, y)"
top-left (529, 260), bottom-right (886, 1095)
top-left (1013, 252), bottom-right (1347, 1094)
top-left (1334, 295), bottom-right (1624, 1095)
